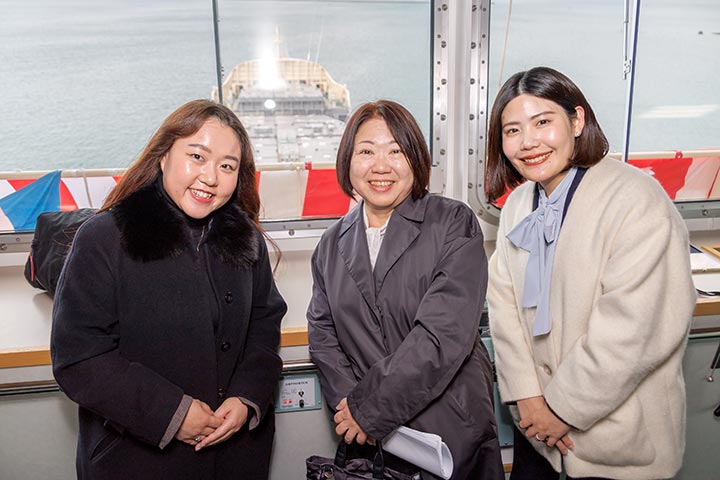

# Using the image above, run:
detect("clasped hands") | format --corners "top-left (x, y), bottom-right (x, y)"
top-left (175, 397), bottom-right (249, 451)
top-left (517, 395), bottom-right (574, 455)
top-left (334, 395), bottom-right (573, 455)
top-left (334, 397), bottom-right (375, 445)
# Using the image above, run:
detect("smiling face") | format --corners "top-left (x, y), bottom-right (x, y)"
top-left (501, 94), bottom-right (585, 195)
top-left (349, 117), bottom-right (414, 227)
top-left (160, 118), bottom-right (241, 219)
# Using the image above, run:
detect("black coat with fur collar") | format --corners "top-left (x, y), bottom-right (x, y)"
top-left (51, 184), bottom-right (287, 480)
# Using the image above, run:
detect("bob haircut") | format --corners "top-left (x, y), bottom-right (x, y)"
top-left (485, 67), bottom-right (609, 203)
top-left (336, 100), bottom-right (431, 201)
top-left (102, 99), bottom-right (260, 224)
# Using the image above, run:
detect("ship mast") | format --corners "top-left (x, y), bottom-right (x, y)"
top-left (275, 26), bottom-right (282, 59)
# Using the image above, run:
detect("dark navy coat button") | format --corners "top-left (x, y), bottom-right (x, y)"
top-left (224, 291), bottom-right (233, 303)
top-left (220, 341), bottom-right (231, 352)
top-left (218, 388), bottom-right (226, 399)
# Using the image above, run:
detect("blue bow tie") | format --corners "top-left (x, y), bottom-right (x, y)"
top-left (506, 168), bottom-right (577, 336)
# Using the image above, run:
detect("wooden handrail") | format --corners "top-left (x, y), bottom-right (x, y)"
top-left (0, 327), bottom-right (310, 369)
top-left (2, 298), bottom-right (718, 369)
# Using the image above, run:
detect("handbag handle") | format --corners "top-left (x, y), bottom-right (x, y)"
top-left (334, 441), bottom-right (385, 480)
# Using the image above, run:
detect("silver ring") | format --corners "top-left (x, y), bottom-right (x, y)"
top-left (194, 435), bottom-right (202, 443)
top-left (535, 434), bottom-right (543, 442)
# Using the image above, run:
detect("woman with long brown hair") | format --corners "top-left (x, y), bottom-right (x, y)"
top-left (51, 99), bottom-right (286, 479)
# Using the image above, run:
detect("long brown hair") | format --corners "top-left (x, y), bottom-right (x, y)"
top-left (102, 99), bottom-right (260, 224)
top-left (336, 100), bottom-right (431, 200)
top-left (485, 67), bottom-right (609, 203)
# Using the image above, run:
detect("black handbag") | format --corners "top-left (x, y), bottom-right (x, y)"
top-left (24, 208), bottom-right (96, 296)
top-left (306, 441), bottom-right (421, 480)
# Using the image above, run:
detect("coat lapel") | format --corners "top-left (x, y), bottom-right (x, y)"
top-left (337, 204), bottom-right (378, 314)
top-left (373, 195), bottom-right (425, 296)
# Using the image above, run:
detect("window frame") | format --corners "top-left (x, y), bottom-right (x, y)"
top-left (468, 0), bottom-right (720, 221)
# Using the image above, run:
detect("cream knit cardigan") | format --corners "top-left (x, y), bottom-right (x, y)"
top-left (488, 157), bottom-right (697, 479)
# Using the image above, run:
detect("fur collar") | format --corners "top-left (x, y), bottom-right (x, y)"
top-left (111, 184), bottom-right (259, 269)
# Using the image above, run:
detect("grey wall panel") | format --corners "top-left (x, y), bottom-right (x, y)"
top-left (0, 386), bottom-right (340, 480)
top-left (677, 331), bottom-right (720, 480)
top-left (2, 331), bottom-right (719, 479)
top-left (270, 403), bottom-right (338, 478)
top-left (0, 392), bottom-right (77, 480)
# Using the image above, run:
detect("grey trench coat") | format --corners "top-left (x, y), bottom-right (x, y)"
top-left (307, 194), bottom-right (503, 480)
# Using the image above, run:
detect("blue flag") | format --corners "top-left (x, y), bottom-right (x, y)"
top-left (0, 171), bottom-right (62, 231)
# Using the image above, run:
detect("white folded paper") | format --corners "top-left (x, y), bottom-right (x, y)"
top-left (691, 251), bottom-right (720, 273)
top-left (382, 426), bottom-right (454, 480)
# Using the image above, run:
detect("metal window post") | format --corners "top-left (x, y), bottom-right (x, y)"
top-left (212, 0), bottom-right (224, 104)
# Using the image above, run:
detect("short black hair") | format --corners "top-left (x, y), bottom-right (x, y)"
top-left (486, 67), bottom-right (609, 203)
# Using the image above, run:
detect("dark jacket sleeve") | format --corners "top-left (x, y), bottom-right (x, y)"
top-left (348, 207), bottom-right (488, 438)
top-left (227, 232), bottom-right (286, 427)
top-left (307, 241), bottom-right (360, 410)
top-left (50, 217), bottom-right (185, 447)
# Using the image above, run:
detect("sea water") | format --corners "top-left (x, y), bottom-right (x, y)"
top-left (0, 0), bottom-right (717, 172)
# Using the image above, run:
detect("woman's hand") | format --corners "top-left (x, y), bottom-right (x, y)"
top-left (334, 398), bottom-right (373, 445)
top-left (175, 399), bottom-right (223, 446)
top-left (195, 397), bottom-right (249, 451)
top-left (517, 396), bottom-right (574, 454)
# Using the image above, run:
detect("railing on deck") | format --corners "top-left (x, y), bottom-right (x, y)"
top-left (2, 149), bottom-right (720, 233)
top-left (609, 149), bottom-right (720, 203)
top-left (491, 149), bottom-right (720, 209)
top-left (0, 162), bottom-right (352, 221)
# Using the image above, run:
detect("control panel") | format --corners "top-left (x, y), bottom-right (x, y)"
top-left (275, 373), bottom-right (322, 413)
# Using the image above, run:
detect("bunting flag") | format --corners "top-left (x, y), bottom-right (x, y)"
top-left (0, 168), bottom-right (354, 226)
top-left (0, 171), bottom-right (62, 231)
top-left (629, 156), bottom-right (720, 201)
top-left (492, 155), bottom-right (720, 208)
top-left (4, 155), bottom-right (714, 224)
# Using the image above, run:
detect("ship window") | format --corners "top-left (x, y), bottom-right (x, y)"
top-left (0, 1), bottom-right (432, 232)
top-left (214, 0), bottom-right (432, 222)
top-left (1, 1), bottom-right (217, 231)
top-left (0, 1), bottom-right (216, 173)
top-left (488, 1), bottom-right (625, 153)
top-left (476, 0), bottom-right (719, 216)
top-left (626, 0), bottom-right (720, 204)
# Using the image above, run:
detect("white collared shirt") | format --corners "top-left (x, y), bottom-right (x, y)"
top-left (363, 204), bottom-right (390, 270)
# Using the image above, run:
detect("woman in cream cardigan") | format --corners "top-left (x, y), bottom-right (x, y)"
top-left (486, 67), bottom-right (696, 480)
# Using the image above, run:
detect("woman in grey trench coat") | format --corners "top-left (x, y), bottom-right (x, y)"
top-left (307, 100), bottom-right (504, 480)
